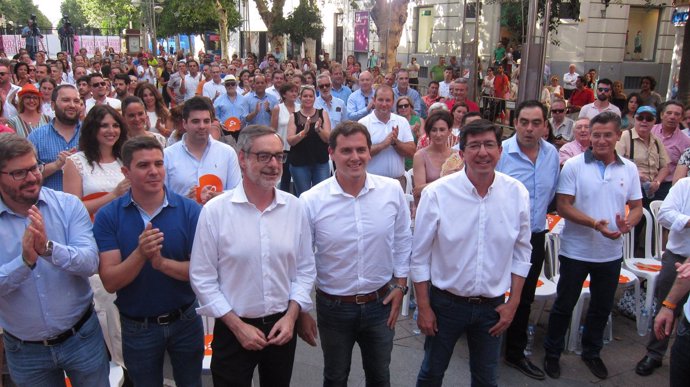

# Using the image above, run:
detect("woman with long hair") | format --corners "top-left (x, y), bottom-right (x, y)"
top-left (238, 69), bottom-right (252, 95)
top-left (38, 77), bottom-right (56, 118)
top-left (7, 84), bottom-right (51, 137)
top-left (286, 85), bottom-right (331, 196)
top-left (413, 110), bottom-right (455, 203)
top-left (135, 82), bottom-right (172, 137)
top-left (13, 62), bottom-right (31, 87)
top-left (397, 96), bottom-right (424, 163)
top-left (621, 93), bottom-right (641, 130)
top-left (271, 83), bottom-right (300, 192)
top-left (121, 96), bottom-right (167, 147)
top-left (611, 80), bottom-right (627, 112)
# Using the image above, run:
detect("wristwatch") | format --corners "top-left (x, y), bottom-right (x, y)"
top-left (390, 283), bottom-right (409, 295)
top-left (41, 240), bottom-right (54, 257)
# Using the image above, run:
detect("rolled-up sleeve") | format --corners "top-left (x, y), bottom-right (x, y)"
top-left (393, 189), bottom-right (412, 278)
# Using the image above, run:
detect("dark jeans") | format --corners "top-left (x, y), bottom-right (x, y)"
top-left (211, 314), bottom-right (297, 387)
top-left (316, 291), bottom-right (394, 387)
top-left (505, 231), bottom-right (546, 361)
top-left (670, 315), bottom-right (690, 387)
top-left (279, 158), bottom-right (293, 194)
top-left (417, 287), bottom-right (503, 387)
top-left (544, 256), bottom-right (622, 360)
top-left (645, 250), bottom-right (689, 360)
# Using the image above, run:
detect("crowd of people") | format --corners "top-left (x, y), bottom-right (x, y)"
top-left (1, 44), bottom-right (690, 387)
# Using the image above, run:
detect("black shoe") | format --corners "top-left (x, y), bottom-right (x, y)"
top-left (635, 355), bottom-right (662, 376)
top-left (505, 357), bottom-right (546, 380)
top-left (582, 357), bottom-right (608, 379)
top-left (543, 357), bottom-right (560, 379)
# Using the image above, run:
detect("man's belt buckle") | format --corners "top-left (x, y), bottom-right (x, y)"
top-left (355, 294), bottom-right (368, 304)
top-left (156, 313), bottom-right (173, 325)
top-left (467, 297), bottom-right (484, 304)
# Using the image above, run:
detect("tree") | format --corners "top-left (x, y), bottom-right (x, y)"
top-left (59, 0), bottom-right (90, 34)
top-left (271, 0), bottom-right (324, 47)
top-left (494, 0), bottom-right (581, 45)
top-left (76, 0), bottom-right (137, 34)
top-left (370, 0), bottom-right (410, 72)
top-left (0, 0), bottom-right (52, 32)
top-left (253, 0), bottom-right (287, 51)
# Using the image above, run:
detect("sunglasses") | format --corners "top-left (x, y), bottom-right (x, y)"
top-left (636, 115), bottom-right (655, 122)
top-left (0, 72), bottom-right (7, 76)
top-left (318, 83), bottom-right (331, 89)
top-left (597, 87), bottom-right (611, 92)
top-left (91, 82), bottom-right (108, 87)
top-left (397, 104), bottom-right (410, 109)
top-left (225, 82), bottom-right (237, 86)
top-left (551, 109), bottom-right (565, 113)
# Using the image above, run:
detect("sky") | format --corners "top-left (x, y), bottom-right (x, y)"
top-left (35, 0), bottom-right (63, 28)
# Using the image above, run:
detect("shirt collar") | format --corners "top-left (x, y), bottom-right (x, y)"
top-left (328, 174), bottom-right (375, 197)
top-left (583, 148), bottom-right (624, 165)
top-left (458, 169), bottom-right (496, 197)
top-left (229, 181), bottom-right (286, 208)
top-left (122, 187), bottom-right (175, 208)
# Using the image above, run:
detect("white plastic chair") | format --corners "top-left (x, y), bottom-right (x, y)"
top-left (404, 168), bottom-right (414, 195)
top-left (402, 193), bottom-right (415, 317)
top-left (649, 200), bottom-right (664, 258)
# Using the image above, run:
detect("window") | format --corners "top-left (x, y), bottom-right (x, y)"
top-left (416, 7), bottom-right (434, 53)
top-left (625, 7), bottom-right (661, 61)
top-left (558, 0), bottom-right (579, 20)
top-left (465, 1), bottom-right (480, 19)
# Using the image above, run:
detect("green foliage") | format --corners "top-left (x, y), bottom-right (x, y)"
top-left (156, 0), bottom-right (242, 38)
top-left (271, 0), bottom-right (324, 45)
top-left (491, 0), bottom-right (581, 45)
top-left (59, 0), bottom-right (90, 32)
top-left (76, 0), bottom-right (137, 34)
top-left (0, 0), bottom-right (52, 30)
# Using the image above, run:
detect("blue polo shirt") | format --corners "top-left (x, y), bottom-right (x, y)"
top-left (93, 188), bottom-right (201, 317)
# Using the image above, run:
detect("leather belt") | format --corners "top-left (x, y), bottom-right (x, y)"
top-left (317, 284), bottom-right (389, 304)
top-left (5, 304), bottom-right (94, 346)
top-left (241, 311), bottom-right (286, 326)
top-left (432, 286), bottom-right (503, 305)
top-left (121, 301), bottom-right (194, 325)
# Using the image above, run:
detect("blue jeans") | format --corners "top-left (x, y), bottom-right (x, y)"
top-left (3, 310), bottom-right (110, 387)
top-left (316, 291), bottom-right (394, 387)
top-left (289, 162), bottom-right (330, 197)
top-left (544, 256), bottom-right (621, 360)
top-left (671, 315), bottom-right (690, 387)
top-left (120, 302), bottom-right (204, 387)
top-left (417, 287), bottom-right (502, 387)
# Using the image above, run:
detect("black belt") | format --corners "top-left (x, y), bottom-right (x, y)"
top-left (121, 301), bottom-right (194, 325)
top-left (316, 284), bottom-right (389, 304)
top-left (431, 286), bottom-right (503, 305)
top-left (6, 304), bottom-right (94, 346)
top-left (240, 311), bottom-right (286, 326)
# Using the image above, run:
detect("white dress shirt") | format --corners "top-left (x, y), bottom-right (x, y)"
top-left (358, 112), bottom-right (414, 178)
top-left (84, 97), bottom-right (121, 114)
top-left (184, 73), bottom-right (202, 101)
top-left (163, 135), bottom-right (241, 196)
top-left (410, 170), bottom-right (532, 298)
top-left (658, 177), bottom-right (690, 256)
top-left (300, 173), bottom-right (412, 295)
top-left (202, 80), bottom-right (225, 100)
top-left (563, 72), bottom-right (579, 90)
top-left (190, 184), bottom-right (316, 319)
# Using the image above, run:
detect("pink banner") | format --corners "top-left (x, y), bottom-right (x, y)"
top-left (1, 35), bottom-right (120, 58)
top-left (354, 12), bottom-right (369, 53)
top-left (74, 36), bottom-right (122, 56)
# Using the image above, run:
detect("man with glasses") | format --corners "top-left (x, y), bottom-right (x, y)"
top-left (315, 74), bottom-right (346, 129)
top-left (214, 74), bottom-right (246, 138)
top-left (84, 73), bottom-right (121, 114)
top-left (164, 96), bottom-right (241, 201)
top-left (579, 78), bottom-right (621, 119)
top-left (190, 125), bottom-right (316, 387)
top-left (297, 121), bottom-right (412, 386)
top-left (411, 119), bottom-right (532, 386)
top-left (0, 133), bottom-right (110, 386)
top-left (393, 69), bottom-right (422, 117)
top-left (550, 99), bottom-right (575, 148)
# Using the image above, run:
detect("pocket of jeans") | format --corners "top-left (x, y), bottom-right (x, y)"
top-left (180, 303), bottom-right (199, 322)
top-left (3, 335), bottom-right (21, 353)
top-left (316, 293), bottom-right (339, 309)
top-left (678, 318), bottom-right (690, 337)
top-left (75, 313), bottom-right (99, 340)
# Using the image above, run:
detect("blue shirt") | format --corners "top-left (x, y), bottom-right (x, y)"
top-left (347, 89), bottom-right (375, 121)
top-left (393, 86), bottom-right (423, 116)
top-left (0, 188), bottom-right (98, 340)
top-left (93, 189), bottom-right (201, 317)
top-left (28, 120), bottom-right (81, 191)
top-left (240, 91), bottom-right (278, 127)
top-left (214, 93), bottom-right (246, 125)
top-left (497, 137), bottom-right (560, 232)
top-left (331, 85), bottom-right (352, 106)
top-left (315, 96), bottom-right (347, 129)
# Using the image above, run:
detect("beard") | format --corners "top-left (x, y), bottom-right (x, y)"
top-left (0, 178), bottom-right (41, 207)
top-left (55, 106), bottom-right (80, 126)
top-left (597, 94), bottom-right (608, 102)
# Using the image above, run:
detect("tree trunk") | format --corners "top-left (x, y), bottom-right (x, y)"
top-left (254, 0), bottom-right (286, 52)
top-left (371, 0), bottom-right (410, 73)
top-left (677, 21), bottom-right (690, 106)
top-left (215, 0), bottom-right (230, 60)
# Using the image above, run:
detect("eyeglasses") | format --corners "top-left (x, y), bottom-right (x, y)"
top-left (318, 83), bottom-right (331, 89)
top-left (0, 72), bottom-right (7, 76)
top-left (248, 151), bottom-right (287, 163)
top-left (91, 82), bottom-right (107, 88)
top-left (225, 82), bottom-right (237, 87)
top-left (597, 87), bottom-right (611, 92)
top-left (551, 109), bottom-right (565, 114)
top-left (0, 163), bottom-right (44, 181)
top-left (464, 141), bottom-right (499, 151)
top-left (397, 104), bottom-right (410, 109)
top-left (28, 68), bottom-right (36, 72)
top-left (636, 115), bottom-right (656, 122)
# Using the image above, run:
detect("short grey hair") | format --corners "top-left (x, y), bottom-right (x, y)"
top-left (237, 125), bottom-right (282, 153)
top-left (316, 74), bottom-right (331, 84)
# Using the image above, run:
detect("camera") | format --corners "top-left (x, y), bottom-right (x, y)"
top-left (30, 14), bottom-right (37, 22)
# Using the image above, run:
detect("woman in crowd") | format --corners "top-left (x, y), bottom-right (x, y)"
top-left (548, 75), bottom-right (563, 102)
top-left (271, 83), bottom-right (300, 192)
top-left (397, 96), bottom-right (424, 142)
top-left (286, 85), bottom-right (331, 196)
top-left (346, 55), bottom-right (357, 76)
top-left (482, 67), bottom-right (495, 97)
top-left (13, 62), bottom-right (31, 87)
top-left (7, 84), bottom-right (51, 137)
top-left (412, 110), bottom-right (455, 204)
top-left (408, 57), bottom-right (420, 90)
top-left (135, 82), bottom-right (171, 137)
top-left (159, 60), bottom-right (173, 106)
top-left (122, 96), bottom-right (167, 147)
top-left (38, 77), bottom-right (56, 117)
top-left (238, 69), bottom-right (252, 95)
top-left (611, 80), bottom-right (627, 112)
top-left (166, 104), bottom-right (186, 147)
top-left (621, 92), bottom-right (641, 130)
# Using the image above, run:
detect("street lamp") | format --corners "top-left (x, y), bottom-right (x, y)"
top-left (132, 0), bottom-right (165, 53)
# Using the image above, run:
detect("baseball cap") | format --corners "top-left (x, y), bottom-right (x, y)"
top-left (636, 106), bottom-right (656, 116)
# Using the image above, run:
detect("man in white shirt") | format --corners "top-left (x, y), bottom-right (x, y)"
top-left (438, 67), bottom-right (454, 99)
top-left (358, 85), bottom-right (415, 186)
top-left (562, 64), bottom-right (579, 99)
top-left (265, 70), bottom-right (285, 101)
top-left (189, 125), bottom-right (316, 387)
top-left (550, 99), bottom-right (575, 148)
top-left (167, 61), bottom-right (187, 106)
top-left (543, 112), bottom-right (642, 380)
top-left (578, 78), bottom-right (621, 120)
top-left (411, 119), bottom-right (532, 386)
top-left (84, 73), bottom-right (121, 114)
top-left (297, 122), bottom-right (412, 386)
top-left (182, 60), bottom-right (202, 102)
top-left (164, 96), bottom-right (241, 202)
top-left (201, 65), bottom-right (225, 102)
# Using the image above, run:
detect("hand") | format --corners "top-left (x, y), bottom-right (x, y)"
top-left (255, 102), bottom-right (261, 113)
top-left (267, 314), bottom-right (296, 346)
top-left (55, 149), bottom-right (74, 168)
top-left (416, 304), bottom-right (438, 336)
top-left (489, 302), bottom-right (518, 337)
top-left (654, 306), bottom-right (675, 341)
top-left (367, 99), bottom-right (375, 110)
top-left (22, 227), bottom-right (38, 265)
top-left (614, 213), bottom-right (632, 234)
top-left (382, 287), bottom-right (404, 329)
top-left (302, 116), bottom-right (311, 136)
top-left (296, 313), bottom-right (318, 346)
top-left (232, 320), bottom-right (269, 350)
top-left (594, 219), bottom-right (621, 240)
top-left (186, 185), bottom-right (198, 199)
top-left (648, 181), bottom-right (660, 196)
top-left (112, 178), bottom-right (131, 197)
top-left (215, 91), bottom-right (220, 99)
top-left (263, 101), bottom-right (270, 112)
top-left (27, 205), bottom-right (48, 255)
top-left (199, 185), bottom-right (217, 204)
top-left (149, 250), bottom-right (165, 271)
top-left (136, 222), bottom-right (164, 260)
top-left (676, 262), bottom-right (690, 279)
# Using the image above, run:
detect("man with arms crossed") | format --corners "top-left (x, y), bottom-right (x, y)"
top-left (411, 119), bottom-right (532, 386)
top-left (298, 121), bottom-right (412, 386)
top-left (190, 125), bottom-right (316, 386)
